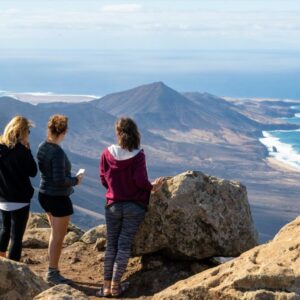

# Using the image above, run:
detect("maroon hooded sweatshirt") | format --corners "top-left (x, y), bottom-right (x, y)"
top-left (100, 145), bottom-right (153, 208)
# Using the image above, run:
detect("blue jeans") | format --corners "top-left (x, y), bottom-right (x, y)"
top-left (104, 202), bottom-right (145, 282)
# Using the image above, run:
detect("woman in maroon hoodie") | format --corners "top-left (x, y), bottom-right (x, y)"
top-left (98, 117), bottom-right (162, 297)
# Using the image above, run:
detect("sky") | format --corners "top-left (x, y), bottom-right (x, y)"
top-left (0, 0), bottom-right (300, 97)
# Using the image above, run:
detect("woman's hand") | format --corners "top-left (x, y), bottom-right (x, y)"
top-left (151, 177), bottom-right (164, 192)
top-left (20, 131), bottom-right (30, 148)
top-left (76, 174), bottom-right (84, 185)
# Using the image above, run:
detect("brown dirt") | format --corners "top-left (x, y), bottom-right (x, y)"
top-left (22, 243), bottom-right (216, 299)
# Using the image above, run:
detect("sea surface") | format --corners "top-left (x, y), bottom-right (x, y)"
top-left (260, 105), bottom-right (300, 171)
top-left (1, 49), bottom-right (300, 98)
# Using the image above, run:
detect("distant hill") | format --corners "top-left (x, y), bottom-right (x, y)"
top-left (92, 82), bottom-right (203, 130)
top-left (92, 82), bottom-right (260, 133)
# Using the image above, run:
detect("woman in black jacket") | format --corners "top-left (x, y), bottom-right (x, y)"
top-left (37, 114), bottom-right (83, 285)
top-left (0, 116), bottom-right (37, 261)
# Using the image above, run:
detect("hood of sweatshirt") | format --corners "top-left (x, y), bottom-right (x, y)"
top-left (105, 144), bottom-right (142, 169)
top-left (0, 144), bottom-right (12, 159)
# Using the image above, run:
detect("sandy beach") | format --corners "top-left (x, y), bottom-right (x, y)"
top-left (265, 157), bottom-right (300, 173)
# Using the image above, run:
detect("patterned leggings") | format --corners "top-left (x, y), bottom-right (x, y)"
top-left (104, 202), bottom-right (145, 282)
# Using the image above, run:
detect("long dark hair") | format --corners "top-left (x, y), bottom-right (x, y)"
top-left (115, 117), bottom-right (140, 151)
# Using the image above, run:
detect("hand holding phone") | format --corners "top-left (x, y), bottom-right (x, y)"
top-left (76, 168), bottom-right (86, 176)
top-left (76, 169), bottom-right (85, 185)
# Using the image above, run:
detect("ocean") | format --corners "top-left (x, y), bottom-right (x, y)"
top-left (260, 105), bottom-right (300, 171)
top-left (1, 49), bottom-right (300, 98)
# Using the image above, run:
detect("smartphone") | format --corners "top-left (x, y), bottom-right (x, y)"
top-left (76, 168), bottom-right (86, 176)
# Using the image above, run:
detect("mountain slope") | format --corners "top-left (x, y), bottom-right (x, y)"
top-left (0, 97), bottom-right (116, 153)
top-left (36, 102), bottom-right (116, 157)
top-left (92, 82), bottom-right (215, 130)
top-left (184, 92), bottom-right (260, 132)
top-left (92, 82), bottom-right (260, 132)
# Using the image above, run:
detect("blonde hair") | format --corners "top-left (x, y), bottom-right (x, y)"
top-left (0, 116), bottom-right (33, 148)
top-left (47, 114), bottom-right (68, 137)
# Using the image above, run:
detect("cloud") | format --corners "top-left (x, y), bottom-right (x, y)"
top-left (6, 8), bottom-right (18, 14)
top-left (101, 4), bottom-right (142, 13)
top-left (0, 8), bottom-right (18, 15)
top-left (1, 2), bottom-right (300, 52)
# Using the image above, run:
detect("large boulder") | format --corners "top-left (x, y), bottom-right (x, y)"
top-left (34, 284), bottom-right (88, 300)
top-left (0, 258), bottom-right (49, 300)
top-left (153, 216), bottom-right (300, 300)
top-left (133, 171), bottom-right (258, 259)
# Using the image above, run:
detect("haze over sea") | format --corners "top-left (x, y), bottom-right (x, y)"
top-left (1, 49), bottom-right (300, 99)
top-left (1, 1), bottom-right (300, 98)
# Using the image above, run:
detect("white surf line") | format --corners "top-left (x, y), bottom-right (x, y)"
top-left (73, 204), bottom-right (105, 220)
top-left (259, 131), bottom-right (300, 171)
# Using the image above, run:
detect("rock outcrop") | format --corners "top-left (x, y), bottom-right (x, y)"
top-left (34, 284), bottom-right (88, 300)
top-left (0, 257), bottom-right (49, 300)
top-left (27, 213), bottom-right (50, 229)
top-left (133, 171), bottom-right (258, 259)
top-left (153, 215), bottom-right (300, 300)
top-left (23, 228), bottom-right (51, 248)
top-left (23, 213), bottom-right (84, 248)
top-left (80, 224), bottom-right (106, 244)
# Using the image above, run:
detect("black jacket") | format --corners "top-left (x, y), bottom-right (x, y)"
top-left (37, 141), bottom-right (77, 196)
top-left (0, 143), bottom-right (37, 203)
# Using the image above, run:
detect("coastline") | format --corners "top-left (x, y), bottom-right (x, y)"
top-left (0, 91), bottom-right (100, 105)
top-left (259, 131), bottom-right (300, 173)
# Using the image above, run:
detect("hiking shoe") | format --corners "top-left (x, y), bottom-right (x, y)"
top-left (45, 270), bottom-right (71, 286)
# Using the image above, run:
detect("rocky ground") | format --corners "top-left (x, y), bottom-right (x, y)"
top-left (153, 215), bottom-right (300, 300)
top-left (2, 171), bottom-right (300, 299)
top-left (7, 212), bottom-right (300, 299)
top-left (22, 244), bottom-right (217, 299)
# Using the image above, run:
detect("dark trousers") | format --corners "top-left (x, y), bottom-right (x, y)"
top-left (0, 205), bottom-right (30, 261)
top-left (104, 202), bottom-right (145, 282)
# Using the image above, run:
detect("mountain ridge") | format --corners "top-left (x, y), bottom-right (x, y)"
top-left (92, 81), bottom-right (259, 132)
